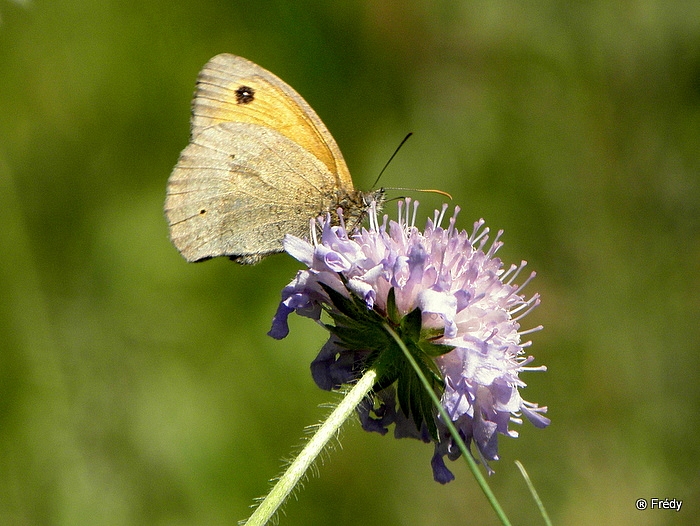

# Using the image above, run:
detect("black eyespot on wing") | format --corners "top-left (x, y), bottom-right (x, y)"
top-left (199, 209), bottom-right (207, 215)
top-left (235, 85), bottom-right (255, 104)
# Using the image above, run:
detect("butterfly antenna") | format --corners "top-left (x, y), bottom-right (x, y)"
top-left (384, 187), bottom-right (453, 201)
top-left (371, 132), bottom-right (413, 189)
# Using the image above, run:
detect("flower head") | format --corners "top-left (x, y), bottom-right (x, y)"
top-left (269, 199), bottom-right (549, 482)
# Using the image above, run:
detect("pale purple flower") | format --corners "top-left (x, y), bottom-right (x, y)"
top-left (269, 199), bottom-right (549, 482)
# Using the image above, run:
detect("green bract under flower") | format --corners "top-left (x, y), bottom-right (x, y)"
top-left (269, 199), bottom-right (549, 483)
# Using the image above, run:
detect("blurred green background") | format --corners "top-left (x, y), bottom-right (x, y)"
top-left (1, 1), bottom-right (698, 524)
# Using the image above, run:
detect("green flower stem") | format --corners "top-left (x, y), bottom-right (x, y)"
top-left (383, 323), bottom-right (512, 526)
top-left (243, 368), bottom-right (378, 526)
top-left (515, 461), bottom-right (552, 526)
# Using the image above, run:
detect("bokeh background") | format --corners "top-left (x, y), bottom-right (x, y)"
top-left (1, 1), bottom-right (699, 524)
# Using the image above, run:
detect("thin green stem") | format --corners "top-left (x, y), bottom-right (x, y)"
top-left (383, 322), bottom-right (512, 526)
top-left (515, 461), bottom-right (552, 526)
top-left (243, 368), bottom-right (378, 526)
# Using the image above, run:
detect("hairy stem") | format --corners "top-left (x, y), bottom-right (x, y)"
top-left (243, 368), bottom-right (378, 525)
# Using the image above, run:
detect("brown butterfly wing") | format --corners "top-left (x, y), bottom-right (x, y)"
top-left (165, 122), bottom-right (345, 263)
top-left (165, 54), bottom-right (360, 263)
top-left (191, 53), bottom-right (353, 190)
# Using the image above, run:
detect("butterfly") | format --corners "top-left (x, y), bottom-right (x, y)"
top-left (164, 54), bottom-right (384, 264)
